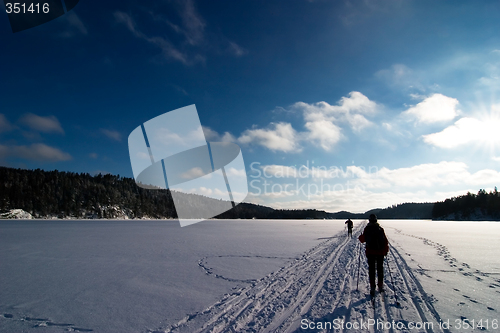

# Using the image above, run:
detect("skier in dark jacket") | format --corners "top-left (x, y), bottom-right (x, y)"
top-left (358, 214), bottom-right (389, 296)
top-left (345, 219), bottom-right (353, 238)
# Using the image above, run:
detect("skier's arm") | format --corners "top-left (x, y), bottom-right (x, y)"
top-left (358, 233), bottom-right (365, 243)
top-left (383, 231), bottom-right (389, 255)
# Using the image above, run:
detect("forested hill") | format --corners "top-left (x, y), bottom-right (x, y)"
top-left (0, 167), bottom-right (298, 219)
top-left (0, 167), bottom-right (177, 219)
top-left (432, 188), bottom-right (500, 220)
top-left (0, 167), bottom-right (499, 220)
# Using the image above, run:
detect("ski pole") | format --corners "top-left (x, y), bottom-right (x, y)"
top-left (386, 246), bottom-right (401, 307)
top-left (356, 242), bottom-right (361, 291)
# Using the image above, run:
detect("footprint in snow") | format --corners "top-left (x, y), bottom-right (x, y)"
top-left (70, 328), bottom-right (94, 332)
top-left (23, 317), bottom-right (49, 321)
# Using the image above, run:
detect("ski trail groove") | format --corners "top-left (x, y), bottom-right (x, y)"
top-left (158, 224), bottom-right (363, 333)
top-left (151, 224), bottom-right (451, 333)
top-left (264, 228), bottom-right (358, 332)
top-left (389, 244), bottom-right (450, 333)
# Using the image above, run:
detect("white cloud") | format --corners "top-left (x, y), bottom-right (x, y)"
top-left (114, 11), bottom-right (195, 65)
top-left (0, 144), bottom-right (9, 159)
top-left (16, 144), bottom-right (72, 162)
top-left (422, 117), bottom-right (499, 148)
top-left (238, 122), bottom-right (301, 153)
top-left (257, 161), bottom-right (499, 191)
top-left (475, 51), bottom-right (500, 88)
top-left (228, 42), bottom-right (247, 57)
top-left (100, 129), bottom-right (122, 141)
top-left (136, 151), bottom-right (151, 161)
top-left (226, 167), bottom-right (246, 177)
top-left (58, 12), bottom-right (88, 38)
top-left (297, 91), bottom-right (377, 118)
top-left (202, 126), bottom-right (219, 141)
top-left (402, 93), bottom-right (459, 123)
top-left (247, 161), bottom-right (500, 212)
top-left (202, 126), bottom-right (236, 142)
top-left (291, 91), bottom-right (377, 150)
top-left (259, 164), bottom-right (361, 179)
top-left (0, 114), bottom-right (13, 132)
top-left (172, 186), bottom-right (227, 198)
top-left (181, 167), bottom-right (207, 180)
top-left (236, 92), bottom-right (378, 153)
top-left (375, 64), bottom-right (425, 91)
top-left (304, 120), bottom-right (343, 151)
top-left (409, 93), bottom-right (426, 100)
top-left (352, 161), bottom-right (500, 189)
top-left (153, 126), bottom-right (206, 149)
top-left (19, 113), bottom-right (64, 134)
top-left (176, 0), bottom-right (205, 46)
top-left (1, 143), bottom-right (72, 162)
top-left (248, 189), bottom-right (437, 214)
top-left (346, 113), bottom-right (373, 133)
top-left (260, 165), bottom-right (300, 178)
top-left (115, 1), bottom-right (247, 65)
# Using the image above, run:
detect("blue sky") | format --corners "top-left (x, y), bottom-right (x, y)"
top-left (1, 0), bottom-right (500, 212)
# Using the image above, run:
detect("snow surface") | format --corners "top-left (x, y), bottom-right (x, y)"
top-left (0, 219), bottom-right (498, 332)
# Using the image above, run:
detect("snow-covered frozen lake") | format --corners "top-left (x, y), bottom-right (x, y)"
top-left (0, 219), bottom-right (499, 332)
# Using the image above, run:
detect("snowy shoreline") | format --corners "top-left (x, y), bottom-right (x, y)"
top-left (2, 208), bottom-right (500, 222)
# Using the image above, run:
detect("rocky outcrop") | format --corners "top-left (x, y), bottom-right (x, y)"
top-left (0, 209), bottom-right (34, 219)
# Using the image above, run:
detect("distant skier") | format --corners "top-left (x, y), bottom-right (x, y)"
top-left (345, 219), bottom-right (353, 238)
top-left (358, 214), bottom-right (389, 297)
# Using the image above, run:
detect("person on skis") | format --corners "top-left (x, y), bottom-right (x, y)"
top-left (345, 219), bottom-right (353, 238)
top-left (358, 214), bottom-right (389, 297)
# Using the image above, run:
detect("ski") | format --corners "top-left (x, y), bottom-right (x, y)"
top-left (380, 290), bottom-right (386, 304)
top-left (369, 290), bottom-right (385, 308)
top-left (369, 290), bottom-right (376, 308)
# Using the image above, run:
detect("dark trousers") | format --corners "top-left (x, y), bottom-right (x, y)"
top-left (347, 228), bottom-right (352, 237)
top-left (367, 254), bottom-right (384, 289)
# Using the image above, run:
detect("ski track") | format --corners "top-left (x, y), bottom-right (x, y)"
top-left (388, 228), bottom-right (499, 322)
top-left (387, 246), bottom-right (449, 333)
top-left (0, 313), bottom-right (93, 332)
top-left (150, 223), bottom-right (453, 333)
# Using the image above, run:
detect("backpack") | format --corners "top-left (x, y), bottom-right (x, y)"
top-left (364, 223), bottom-right (386, 251)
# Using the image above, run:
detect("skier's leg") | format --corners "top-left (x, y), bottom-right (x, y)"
top-left (376, 255), bottom-right (384, 290)
top-left (367, 255), bottom-right (376, 291)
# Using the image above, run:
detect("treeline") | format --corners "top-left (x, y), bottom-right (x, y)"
top-left (0, 167), bottom-right (177, 218)
top-left (432, 188), bottom-right (500, 220)
top-left (0, 167), bottom-right (297, 219)
top-left (377, 202), bottom-right (434, 219)
top-left (329, 203), bottom-right (434, 220)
